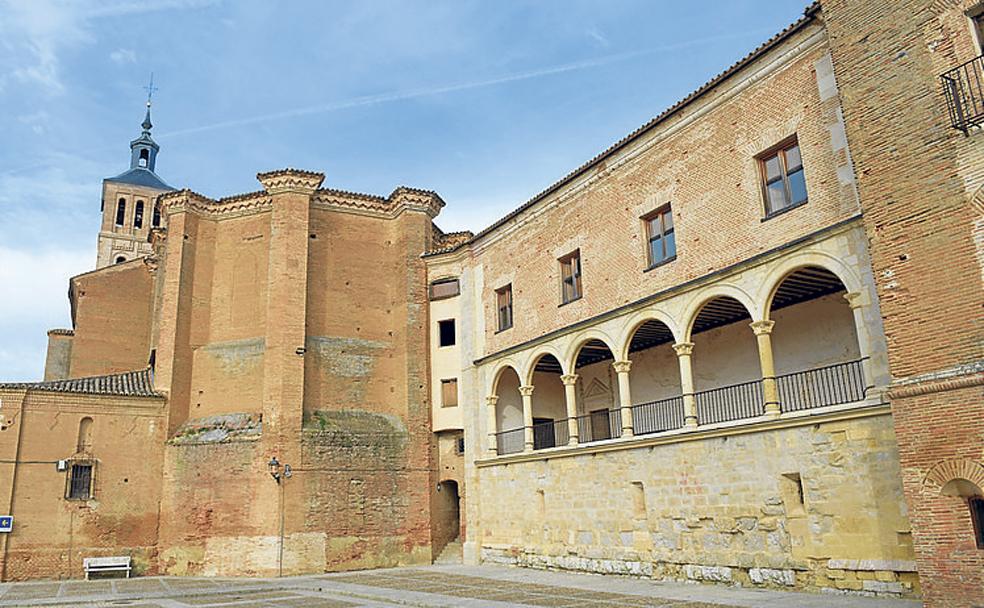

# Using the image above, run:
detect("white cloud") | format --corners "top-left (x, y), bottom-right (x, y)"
top-left (110, 48), bottom-right (137, 65)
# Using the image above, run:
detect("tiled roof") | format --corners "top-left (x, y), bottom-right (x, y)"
top-left (105, 167), bottom-right (175, 191)
top-left (422, 2), bottom-right (821, 258)
top-left (0, 368), bottom-right (161, 398)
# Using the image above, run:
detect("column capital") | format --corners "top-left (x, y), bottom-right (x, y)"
top-left (560, 374), bottom-right (579, 386)
top-left (518, 385), bottom-right (535, 397)
top-left (672, 342), bottom-right (695, 356)
top-left (485, 395), bottom-right (499, 407)
top-left (750, 320), bottom-right (775, 336)
top-left (843, 291), bottom-right (865, 309)
top-left (612, 360), bottom-right (633, 374)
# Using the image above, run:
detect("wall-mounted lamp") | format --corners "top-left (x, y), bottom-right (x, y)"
top-left (268, 456), bottom-right (292, 484)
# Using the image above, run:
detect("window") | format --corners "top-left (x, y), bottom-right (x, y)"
top-left (134, 200), bottom-right (144, 229)
top-left (429, 278), bottom-right (460, 300)
top-left (495, 284), bottom-right (513, 331)
top-left (115, 256), bottom-right (126, 264)
top-left (643, 205), bottom-right (676, 268)
top-left (441, 378), bottom-right (458, 407)
top-left (971, 496), bottom-right (984, 549)
top-left (972, 8), bottom-right (984, 54)
top-left (67, 462), bottom-right (93, 500)
top-left (115, 199), bottom-right (126, 226)
top-left (438, 319), bottom-right (456, 347)
top-left (138, 148), bottom-right (149, 167)
top-left (559, 250), bottom-right (582, 304)
top-left (760, 138), bottom-right (808, 215)
top-left (455, 436), bottom-right (465, 455)
top-left (152, 204), bottom-right (161, 227)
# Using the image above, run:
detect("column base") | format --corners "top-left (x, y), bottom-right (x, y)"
top-left (764, 404), bottom-right (782, 419)
top-left (684, 416), bottom-right (698, 429)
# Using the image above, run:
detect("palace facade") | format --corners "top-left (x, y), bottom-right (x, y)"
top-left (1, 1), bottom-right (982, 607)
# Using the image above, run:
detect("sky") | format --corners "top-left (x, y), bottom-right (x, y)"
top-left (0, 0), bottom-right (809, 381)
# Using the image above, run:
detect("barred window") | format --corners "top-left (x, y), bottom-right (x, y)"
top-left (67, 463), bottom-right (93, 500)
top-left (429, 278), bottom-right (460, 300)
top-left (760, 138), bottom-right (808, 216)
top-left (559, 250), bottom-right (582, 304)
top-left (496, 284), bottom-right (513, 331)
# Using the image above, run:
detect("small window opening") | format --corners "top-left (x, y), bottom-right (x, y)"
top-left (115, 199), bottom-right (126, 226)
top-left (643, 205), bottom-right (676, 268)
top-left (138, 148), bottom-right (149, 167)
top-left (759, 137), bottom-right (808, 216)
top-left (67, 462), bottom-right (93, 500)
top-left (496, 284), bottom-right (513, 331)
top-left (115, 256), bottom-right (126, 264)
top-left (455, 436), bottom-right (465, 455)
top-left (970, 496), bottom-right (984, 549)
top-left (780, 472), bottom-right (806, 516)
top-left (438, 319), bottom-right (456, 347)
top-left (152, 204), bottom-right (161, 227)
top-left (559, 250), bottom-right (582, 304)
top-left (134, 200), bottom-right (144, 229)
top-left (441, 378), bottom-right (458, 407)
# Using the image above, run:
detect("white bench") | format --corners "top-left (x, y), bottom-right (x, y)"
top-left (83, 556), bottom-right (131, 579)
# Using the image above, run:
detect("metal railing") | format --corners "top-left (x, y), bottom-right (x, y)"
top-left (941, 53), bottom-right (984, 133)
top-left (777, 358), bottom-right (868, 412)
top-left (695, 379), bottom-right (764, 425)
top-left (495, 427), bottom-right (525, 455)
top-left (533, 419), bottom-right (570, 450)
top-left (575, 409), bottom-right (622, 444)
top-left (631, 396), bottom-right (686, 436)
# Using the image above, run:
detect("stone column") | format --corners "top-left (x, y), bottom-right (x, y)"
top-left (844, 291), bottom-right (876, 391)
top-left (486, 395), bottom-right (499, 456)
top-left (751, 320), bottom-right (780, 418)
top-left (519, 385), bottom-right (535, 452)
top-left (560, 374), bottom-right (579, 446)
top-left (612, 360), bottom-right (634, 438)
top-left (673, 342), bottom-right (698, 428)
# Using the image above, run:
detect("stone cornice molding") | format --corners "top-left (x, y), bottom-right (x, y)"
top-left (389, 186), bottom-right (445, 219)
top-left (257, 168), bottom-right (325, 194)
top-left (888, 362), bottom-right (984, 399)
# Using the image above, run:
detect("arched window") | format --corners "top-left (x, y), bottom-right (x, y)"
top-left (134, 200), bottom-right (144, 229)
top-left (115, 199), bottom-right (126, 226)
top-left (138, 148), bottom-right (149, 167)
top-left (115, 256), bottom-right (126, 264)
top-left (77, 417), bottom-right (93, 453)
top-left (152, 203), bottom-right (161, 227)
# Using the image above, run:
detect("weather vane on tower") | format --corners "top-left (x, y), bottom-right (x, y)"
top-left (144, 73), bottom-right (158, 108)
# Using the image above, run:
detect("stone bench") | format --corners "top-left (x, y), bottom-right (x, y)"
top-left (83, 556), bottom-right (131, 579)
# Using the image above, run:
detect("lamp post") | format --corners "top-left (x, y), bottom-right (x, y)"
top-left (267, 456), bottom-right (291, 577)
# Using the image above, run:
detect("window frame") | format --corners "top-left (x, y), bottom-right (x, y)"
top-left (65, 460), bottom-right (95, 501)
top-left (440, 378), bottom-right (459, 408)
top-left (437, 319), bottom-right (456, 348)
top-left (558, 249), bottom-right (582, 305)
top-left (495, 284), bottom-right (513, 332)
top-left (642, 204), bottom-right (677, 270)
top-left (758, 136), bottom-right (808, 219)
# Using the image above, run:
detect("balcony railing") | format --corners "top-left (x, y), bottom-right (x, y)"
top-left (777, 358), bottom-right (868, 413)
top-left (695, 379), bottom-right (764, 425)
top-left (941, 53), bottom-right (984, 134)
top-left (495, 427), bottom-right (525, 455)
top-left (575, 409), bottom-right (622, 443)
top-left (533, 418), bottom-right (570, 450)
top-left (631, 396), bottom-right (685, 436)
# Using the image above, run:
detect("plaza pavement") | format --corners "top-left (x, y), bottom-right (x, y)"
top-left (0, 564), bottom-right (923, 608)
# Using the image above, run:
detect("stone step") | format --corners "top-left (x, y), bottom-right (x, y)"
top-left (433, 540), bottom-right (463, 565)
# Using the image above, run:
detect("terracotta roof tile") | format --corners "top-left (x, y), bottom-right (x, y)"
top-left (0, 368), bottom-right (160, 398)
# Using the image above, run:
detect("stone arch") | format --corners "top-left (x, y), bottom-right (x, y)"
top-left (488, 360), bottom-right (522, 395)
top-left (617, 309), bottom-right (681, 360)
top-left (522, 345), bottom-right (568, 384)
top-left (564, 329), bottom-right (619, 373)
top-left (758, 252), bottom-right (864, 321)
top-left (682, 284), bottom-right (757, 342)
top-left (924, 459), bottom-right (984, 497)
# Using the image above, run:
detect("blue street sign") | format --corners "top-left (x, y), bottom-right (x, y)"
top-left (0, 516), bottom-right (11, 533)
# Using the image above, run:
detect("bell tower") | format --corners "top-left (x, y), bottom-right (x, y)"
top-left (96, 77), bottom-right (175, 269)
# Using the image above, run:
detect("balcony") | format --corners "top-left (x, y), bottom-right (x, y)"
top-left (492, 359), bottom-right (869, 455)
top-left (941, 53), bottom-right (984, 134)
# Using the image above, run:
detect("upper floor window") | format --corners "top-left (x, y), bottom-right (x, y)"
top-left (441, 378), bottom-right (458, 407)
top-left (971, 7), bottom-right (984, 54)
top-left (971, 496), bottom-right (984, 549)
top-left (152, 203), bottom-right (161, 227)
top-left (438, 319), bottom-right (456, 347)
top-left (496, 284), bottom-right (513, 332)
top-left (115, 199), bottom-right (126, 226)
top-left (559, 250), bottom-right (582, 304)
top-left (429, 278), bottom-right (460, 300)
top-left (134, 200), bottom-right (144, 229)
top-left (643, 205), bottom-right (676, 268)
top-left (759, 138), bottom-right (807, 216)
top-left (66, 461), bottom-right (93, 500)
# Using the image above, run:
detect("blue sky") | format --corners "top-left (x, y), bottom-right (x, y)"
top-left (0, 0), bottom-right (808, 381)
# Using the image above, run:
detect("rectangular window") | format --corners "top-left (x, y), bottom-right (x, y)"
top-left (643, 205), bottom-right (676, 268)
top-left (496, 284), bottom-right (513, 331)
top-left (441, 378), bottom-right (458, 407)
top-left (559, 250), bottom-right (582, 304)
top-left (67, 463), bottom-right (93, 500)
top-left (134, 200), bottom-right (144, 229)
top-left (971, 496), bottom-right (984, 549)
top-left (429, 278), bottom-right (460, 300)
top-left (438, 319), bottom-right (456, 347)
top-left (760, 138), bottom-right (808, 216)
top-left (455, 436), bottom-right (465, 454)
top-left (972, 9), bottom-right (984, 54)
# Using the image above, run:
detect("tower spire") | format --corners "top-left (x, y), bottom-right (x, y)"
top-left (141, 73), bottom-right (157, 133)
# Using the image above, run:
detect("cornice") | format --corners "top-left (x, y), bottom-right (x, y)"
top-left (257, 168), bottom-right (325, 194)
top-left (389, 186), bottom-right (446, 219)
